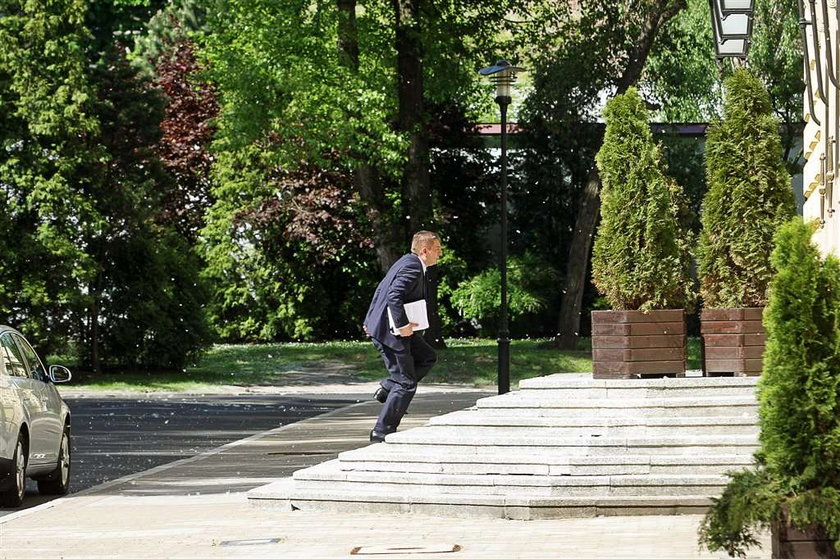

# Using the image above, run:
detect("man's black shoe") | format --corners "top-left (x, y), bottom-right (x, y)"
top-left (369, 429), bottom-right (387, 443)
top-left (373, 387), bottom-right (388, 403)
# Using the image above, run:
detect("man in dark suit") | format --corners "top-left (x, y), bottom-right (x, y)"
top-left (363, 231), bottom-right (442, 443)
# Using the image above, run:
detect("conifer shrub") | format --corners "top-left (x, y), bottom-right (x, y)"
top-left (700, 218), bottom-right (840, 557)
top-left (697, 69), bottom-right (795, 308)
top-left (591, 88), bottom-right (694, 311)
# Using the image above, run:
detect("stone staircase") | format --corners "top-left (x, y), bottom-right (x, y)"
top-left (248, 375), bottom-right (760, 519)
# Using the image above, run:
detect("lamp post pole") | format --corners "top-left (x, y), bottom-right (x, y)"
top-left (497, 94), bottom-right (511, 395)
top-left (478, 59), bottom-right (523, 396)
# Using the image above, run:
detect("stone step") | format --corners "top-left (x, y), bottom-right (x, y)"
top-left (249, 478), bottom-right (713, 519)
top-left (291, 461), bottom-right (729, 498)
top-left (519, 375), bottom-right (759, 391)
top-left (337, 448), bottom-right (754, 476)
top-left (247, 373), bottom-right (762, 519)
top-left (502, 376), bottom-right (758, 400)
top-left (471, 398), bottom-right (757, 418)
top-left (340, 446), bottom-right (754, 467)
top-left (474, 395), bottom-right (757, 415)
top-left (384, 425), bottom-right (760, 447)
top-left (427, 412), bottom-right (758, 436)
top-left (378, 428), bottom-right (758, 456)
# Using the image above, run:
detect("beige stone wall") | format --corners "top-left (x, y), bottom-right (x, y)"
top-left (802, 0), bottom-right (840, 255)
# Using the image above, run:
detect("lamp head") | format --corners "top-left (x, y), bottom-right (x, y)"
top-left (478, 60), bottom-right (525, 101)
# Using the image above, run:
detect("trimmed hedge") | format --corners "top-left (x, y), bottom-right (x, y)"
top-left (592, 87), bottom-right (694, 311)
top-left (697, 69), bottom-right (795, 308)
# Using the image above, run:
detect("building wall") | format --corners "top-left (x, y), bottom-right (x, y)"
top-left (802, 0), bottom-right (840, 255)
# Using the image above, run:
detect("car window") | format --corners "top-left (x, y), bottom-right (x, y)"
top-left (14, 334), bottom-right (47, 382)
top-left (0, 333), bottom-right (29, 378)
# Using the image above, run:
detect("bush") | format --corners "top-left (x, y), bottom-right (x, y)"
top-left (450, 252), bottom-right (559, 336)
top-left (697, 69), bottom-right (795, 308)
top-left (591, 88), bottom-right (694, 311)
top-left (700, 218), bottom-right (840, 557)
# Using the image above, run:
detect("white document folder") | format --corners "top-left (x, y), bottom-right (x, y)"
top-left (388, 299), bottom-right (429, 335)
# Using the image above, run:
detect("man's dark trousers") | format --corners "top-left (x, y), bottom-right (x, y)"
top-left (372, 334), bottom-right (437, 434)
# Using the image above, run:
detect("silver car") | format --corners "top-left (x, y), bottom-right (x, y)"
top-left (0, 325), bottom-right (72, 507)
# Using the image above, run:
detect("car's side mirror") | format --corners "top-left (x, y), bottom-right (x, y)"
top-left (48, 365), bottom-right (72, 384)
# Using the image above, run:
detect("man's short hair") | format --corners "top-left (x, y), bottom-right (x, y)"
top-left (411, 230), bottom-right (439, 254)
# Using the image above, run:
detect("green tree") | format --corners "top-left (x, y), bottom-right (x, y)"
top-left (0, 0), bottom-right (210, 369)
top-left (591, 88), bottom-right (694, 311)
top-left (198, 0), bottom-right (516, 342)
top-left (700, 218), bottom-right (840, 557)
top-left (79, 47), bottom-right (210, 370)
top-left (0, 0), bottom-right (100, 351)
top-left (644, 0), bottom-right (802, 161)
top-left (514, 0), bottom-right (688, 347)
top-left (697, 69), bottom-right (795, 309)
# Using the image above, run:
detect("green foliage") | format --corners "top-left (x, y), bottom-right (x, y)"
top-left (0, 2), bottom-right (209, 368)
top-left (78, 46), bottom-right (210, 370)
top-left (201, 0), bottom-right (404, 174)
top-left (197, 0), bottom-right (519, 341)
top-left (450, 253), bottom-right (559, 335)
top-left (99, 229), bottom-right (209, 369)
top-left (697, 69), bottom-right (795, 308)
top-left (643, 0), bottom-right (722, 122)
top-left (0, 0), bottom-right (100, 350)
top-left (699, 467), bottom-right (782, 559)
top-left (130, 0), bottom-right (214, 75)
top-left (700, 218), bottom-right (840, 556)
top-left (200, 147), bottom-right (378, 342)
top-left (591, 88), bottom-right (695, 311)
top-left (760, 218), bottom-right (840, 488)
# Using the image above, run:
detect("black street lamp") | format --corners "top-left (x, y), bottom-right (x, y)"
top-left (709, 0), bottom-right (755, 59)
top-left (478, 59), bottom-right (524, 395)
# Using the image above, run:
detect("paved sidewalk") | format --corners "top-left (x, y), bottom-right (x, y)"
top-left (0, 389), bottom-right (770, 559)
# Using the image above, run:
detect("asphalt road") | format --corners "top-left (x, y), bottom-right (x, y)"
top-left (1, 393), bottom-right (361, 516)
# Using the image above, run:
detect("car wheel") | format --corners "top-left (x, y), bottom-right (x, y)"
top-left (0, 435), bottom-right (27, 507)
top-left (37, 429), bottom-right (70, 496)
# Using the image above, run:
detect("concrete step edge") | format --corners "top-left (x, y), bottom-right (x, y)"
top-left (518, 376), bottom-right (759, 390)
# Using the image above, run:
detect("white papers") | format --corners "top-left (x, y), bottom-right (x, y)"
top-left (388, 299), bottom-right (429, 335)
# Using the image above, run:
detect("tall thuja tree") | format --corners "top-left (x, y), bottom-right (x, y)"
top-left (700, 218), bottom-right (840, 556)
top-left (697, 69), bottom-right (795, 309)
top-left (592, 88), bottom-right (694, 311)
top-left (0, 0), bottom-right (100, 351)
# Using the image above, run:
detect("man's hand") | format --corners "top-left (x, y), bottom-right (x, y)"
top-left (398, 323), bottom-right (419, 337)
top-left (362, 323), bottom-right (371, 337)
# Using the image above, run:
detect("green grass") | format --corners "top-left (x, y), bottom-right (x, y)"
top-left (67, 337), bottom-right (702, 392)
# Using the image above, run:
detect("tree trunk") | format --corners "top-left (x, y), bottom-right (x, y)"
top-left (555, 167), bottom-right (600, 349)
top-left (393, 0), bottom-right (443, 347)
top-left (357, 164), bottom-right (402, 271)
top-left (393, 0), bottom-right (433, 236)
top-left (553, 0), bottom-right (686, 350)
top-left (336, 0), bottom-right (359, 69)
top-left (336, 0), bottom-right (401, 272)
top-left (88, 280), bottom-right (102, 375)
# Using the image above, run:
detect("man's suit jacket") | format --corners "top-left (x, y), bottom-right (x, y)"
top-left (364, 253), bottom-right (426, 349)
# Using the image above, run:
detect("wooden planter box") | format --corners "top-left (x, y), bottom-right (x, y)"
top-left (772, 521), bottom-right (838, 559)
top-left (591, 309), bottom-right (686, 379)
top-left (700, 307), bottom-right (765, 376)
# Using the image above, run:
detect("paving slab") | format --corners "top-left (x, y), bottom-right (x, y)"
top-left (0, 387), bottom-right (771, 558)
